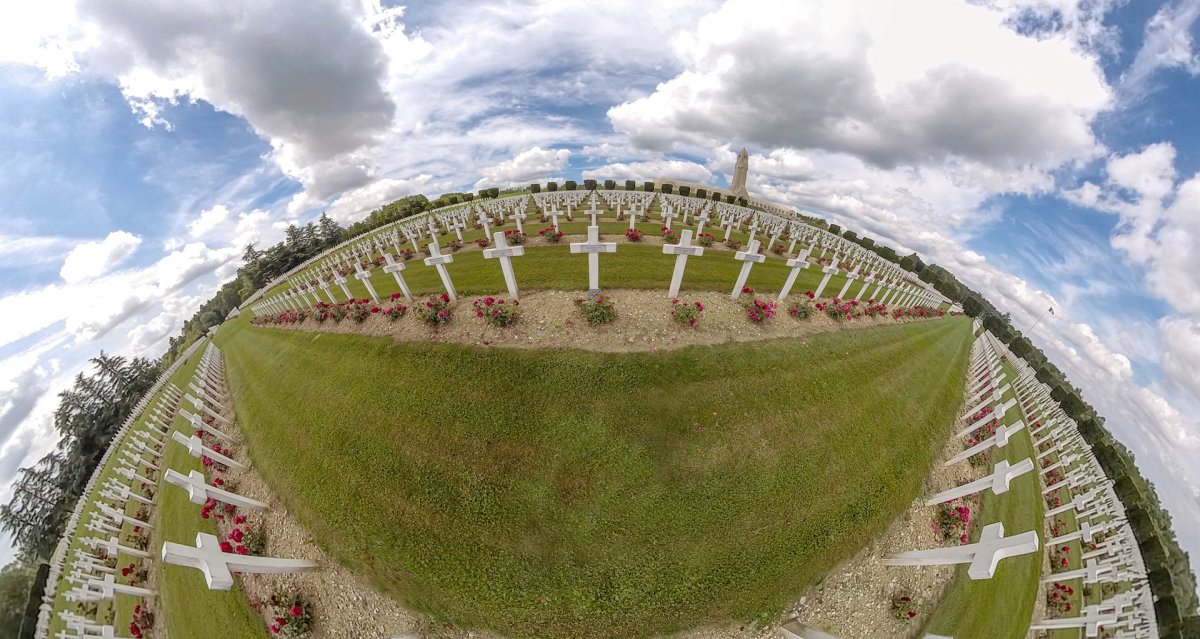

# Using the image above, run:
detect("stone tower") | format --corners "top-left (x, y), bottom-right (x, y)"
top-left (730, 148), bottom-right (749, 199)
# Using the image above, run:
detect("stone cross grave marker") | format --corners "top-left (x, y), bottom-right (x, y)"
top-left (730, 239), bottom-right (766, 299)
top-left (925, 458), bottom-right (1035, 504)
top-left (331, 267), bottom-right (352, 301)
top-left (170, 431), bottom-right (245, 469)
top-left (885, 521), bottom-right (1040, 579)
top-left (423, 241), bottom-right (457, 300)
top-left (570, 226), bottom-right (617, 294)
top-left (946, 421), bottom-right (1026, 466)
top-left (482, 231), bottom-right (526, 299)
top-left (354, 263), bottom-right (379, 303)
top-left (382, 253), bottom-right (412, 300)
top-left (812, 258), bottom-right (841, 299)
top-left (1030, 604), bottom-right (1118, 637)
top-left (164, 469), bottom-right (268, 509)
top-left (662, 229), bottom-right (705, 298)
top-left (161, 532), bottom-right (317, 590)
top-left (695, 211), bottom-right (710, 236)
top-left (778, 247), bottom-right (813, 300)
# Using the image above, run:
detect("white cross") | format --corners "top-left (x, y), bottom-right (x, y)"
top-left (513, 211), bottom-right (526, 233)
top-left (164, 469), bottom-right (268, 509)
top-left (185, 393), bottom-right (229, 426)
top-left (1040, 557), bottom-right (1113, 585)
top-left (354, 263), bottom-right (379, 303)
top-left (835, 268), bottom-right (859, 300)
top-left (730, 239), bottom-right (766, 299)
top-left (1030, 604), bottom-right (1118, 637)
top-left (477, 210), bottom-right (491, 238)
top-left (812, 258), bottom-right (840, 299)
top-left (569, 225), bottom-right (617, 293)
top-left (161, 532), bottom-right (317, 590)
top-left (584, 196), bottom-right (602, 225)
top-left (884, 521), bottom-right (1040, 579)
top-left (423, 241), bottom-right (457, 300)
top-left (482, 231), bottom-right (526, 299)
top-left (180, 408), bottom-right (235, 443)
top-left (661, 209), bottom-right (677, 230)
top-left (170, 431), bottom-right (246, 469)
top-left (945, 421), bottom-right (1026, 466)
top-left (695, 211), bottom-right (711, 236)
top-left (924, 458), bottom-right (1035, 504)
top-left (662, 229), bottom-right (705, 298)
top-left (81, 535), bottom-right (149, 560)
top-left (453, 220), bottom-right (464, 242)
top-left (778, 247), bottom-right (813, 300)
top-left (382, 253), bottom-right (412, 300)
top-left (331, 269), bottom-right (352, 301)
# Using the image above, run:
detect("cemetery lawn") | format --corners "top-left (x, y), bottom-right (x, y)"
top-left (215, 313), bottom-right (974, 638)
top-left (921, 356), bottom-right (1043, 639)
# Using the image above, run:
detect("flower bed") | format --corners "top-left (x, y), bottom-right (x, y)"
top-left (625, 228), bottom-right (643, 242)
top-left (417, 293), bottom-right (453, 327)
top-left (739, 287), bottom-right (777, 324)
top-left (539, 227), bottom-right (564, 243)
top-left (670, 298), bottom-right (705, 328)
top-left (473, 296), bottom-right (520, 327)
top-left (932, 500), bottom-right (973, 545)
top-left (576, 295), bottom-right (617, 325)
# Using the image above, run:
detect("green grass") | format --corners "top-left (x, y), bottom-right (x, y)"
top-left (214, 312), bottom-right (974, 638)
top-left (922, 357), bottom-right (1044, 639)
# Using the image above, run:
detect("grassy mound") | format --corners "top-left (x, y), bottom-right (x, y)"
top-left (215, 314), bottom-right (973, 638)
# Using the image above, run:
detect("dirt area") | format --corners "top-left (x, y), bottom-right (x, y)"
top-left (257, 288), bottom-right (941, 353)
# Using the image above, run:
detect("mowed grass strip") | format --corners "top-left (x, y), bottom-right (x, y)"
top-left (216, 314), bottom-right (973, 638)
top-left (922, 356), bottom-right (1043, 639)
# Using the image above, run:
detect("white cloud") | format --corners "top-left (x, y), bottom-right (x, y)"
top-left (187, 204), bottom-right (230, 238)
top-left (609, 0), bottom-right (1109, 172)
top-left (323, 175), bottom-right (451, 224)
top-left (473, 146), bottom-right (571, 189)
top-left (1121, 0), bottom-right (1200, 94)
top-left (59, 230), bottom-right (141, 284)
top-left (582, 159), bottom-right (713, 184)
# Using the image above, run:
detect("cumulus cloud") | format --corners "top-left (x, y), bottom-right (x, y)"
top-left (582, 159), bottom-right (713, 184)
top-left (71, 0), bottom-right (397, 201)
top-left (473, 146), bottom-right (571, 189)
top-left (0, 366), bottom-right (49, 443)
top-left (324, 175), bottom-right (452, 224)
top-left (187, 204), bottom-right (229, 238)
top-left (609, 0), bottom-right (1109, 171)
top-left (59, 230), bottom-right (141, 284)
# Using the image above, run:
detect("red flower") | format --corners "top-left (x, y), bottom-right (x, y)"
top-left (220, 541), bottom-right (233, 553)
top-left (907, 611), bottom-right (916, 618)
top-left (290, 604), bottom-right (304, 617)
top-left (235, 545), bottom-right (249, 555)
top-left (229, 528), bottom-right (244, 542)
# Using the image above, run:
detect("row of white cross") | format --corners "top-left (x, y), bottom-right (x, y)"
top-left (252, 222), bottom-right (944, 316)
top-left (43, 342), bottom-right (319, 639)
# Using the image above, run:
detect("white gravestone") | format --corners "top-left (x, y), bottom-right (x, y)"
top-left (423, 242), bottom-right (458, 301)
top-left (730, 239), bottom-right (766, 299)
top-left (354, 263), bottom-right (379, 303)
top-left (170, 432), bottom-right (246, 469)
top-left (662, 229), bottom-right (705, 298)
top-left (382, 253), bottom-right (413, 301)
top-left (812, 258), bottom-right (841, 299)
top-left (924, 458), bottom-right (1035, 505)
top-left (778, 248), bottom-right (813, 300)
top-left (884, 521), bottom-right (1040, 580)
top-left (569, 226), bottom-right (617, 294)
top-left (482, 231), bottom-right (526, 299)
top-left (164, 469), bottom-right (268, 509)
top-left (161, 532), bottom-right (318, 590)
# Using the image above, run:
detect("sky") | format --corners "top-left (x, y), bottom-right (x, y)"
top-left (0, 0), bottom-right (1198, 578)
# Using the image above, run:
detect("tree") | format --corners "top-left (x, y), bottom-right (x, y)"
top-left (316, 213), bottom-right (342, 246)
top-left (696, 189), bottom-right (707, 199)
top-left (530, 183), bottom-right (541, 193)
top-left (828, 224), bottom-right (841, 235)
top-left (899, 255), bottom-right (916, 271)
top-left (583, 179), bottom-right (597, 190)
top-left (564, 180), bottom-right (577, 191)
top-left (679, 186), bottom-right (691, 197)
top-left (603, 179), bottom-right (616, 190)
top-left (625, 180), bottom-right (636, 191)
top-left (547, 182), bottom-right (558, 192)
top-left (0, 562), bottom-right (34, 637)
top-left (660, 184), bottom-right (673, 195)
top-left (643, 181), bottom-right (654, 192)
top-left (843, 230), bottom-right (857, 241)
